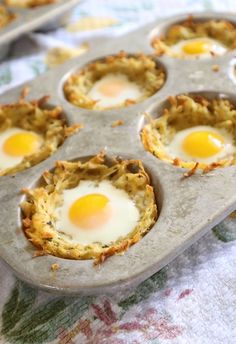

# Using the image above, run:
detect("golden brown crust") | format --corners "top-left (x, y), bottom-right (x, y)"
top-left (0, 88), bottom-right (82, 176)
top-left (111, 120), bottom-right (124, 128)
top-left (152, 18), bottom-right (236, 57)
top-left (202, 162), bottom-right (222, 174)
top-left (141, 94), bottom-right (236, 170)
top-left (212, 64), bottom-right (220, 72)
top-left (51, 263), bottom-right (60, 271)
top-left (0, 5), bottom-right (15, 28)
top-left (4, 0), bottom-right (56, 8)
top-left (21, 152), bottom-right (158, 264)
top-left (63, 51), bottom-right (165, 110)
top-left (182, 162), bottom-right (199, 179)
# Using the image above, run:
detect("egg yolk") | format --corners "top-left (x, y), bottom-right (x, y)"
top-left (182, 40), bottom-right (211, 55)
top-left (182, 131), bottom-right (224, 158)
top-left (69, 193), bottom-right (112, 229)
top-left (3, 132), bottom-right (41, 157)
top-left (98, 80), bottom-right (126, 98)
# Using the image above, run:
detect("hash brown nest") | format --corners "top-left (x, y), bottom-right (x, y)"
top-left (152, 17), bottom-right (236, 57)
top-left (21, 153), bottom-right (157, 264)
top-left (141, 94), bottom-right (236, 170)
top-left (63, 51), bottom-right (165, 110)
top-left (4, 0), bottom-right (56, 8)
top-left (0, 5), bottom-right (15, 28)
top-left (0, 89), bottom-right (81, 176)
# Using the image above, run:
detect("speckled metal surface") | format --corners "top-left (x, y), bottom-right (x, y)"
top-left (0, 0), bottom-right (80, 58)
top-left (0, 43), bottom-right (10, 61)
top-left (0, 12), bottom-right (236, 296)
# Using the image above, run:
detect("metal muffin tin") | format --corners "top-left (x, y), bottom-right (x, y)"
top-left (0, 12), bottom-right (236, 296)
top-left (0, 0), bottom-right (80, 60)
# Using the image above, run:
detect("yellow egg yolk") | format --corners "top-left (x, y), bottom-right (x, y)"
top-left (3, 132), bottom-right (41, 157)
top-left (98, 80), bottom-right (126, 98)
top-left (69, 193), bottom-right (112, 229)
top-left (182, 40), bottom-right (211, 55)
top-left (182, 131), bottom-right (224, 158)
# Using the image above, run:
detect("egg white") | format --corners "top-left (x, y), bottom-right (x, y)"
top-left (165, 125), bottom-right (236, 164)
top-left (0, 127), bottom-right (42, 170)
top-left (87, 73), bottom-right (143, 108)
top-left (171, 37), bottom-right (227, 58)
top-left (55, 180), bottom-right (140, 245)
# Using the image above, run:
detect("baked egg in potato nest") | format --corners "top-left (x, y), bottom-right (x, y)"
top-left (21, 152), bottom-right (158, 265)
top-left (141, 94), bottom-right (236, 170)
top-left (152, 17), bottom-right (236, 58)
top-left (0, 90), bottom-right (81, 176)
top-left (63, 51), bottom-right (165, 110)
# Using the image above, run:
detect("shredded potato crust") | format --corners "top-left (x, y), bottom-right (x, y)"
top-left (152, 17), bottom-right (236, 57)
top-left (0, 89), bottom-right (82, 176)
top-left (63, 51), bottom-right (165, 110)
top-left (21, 152), bottom-right (158, 265)
top-left (0, 5), bottom-right (15, 28)
top-left (141, 94), bottom-right (236, 170)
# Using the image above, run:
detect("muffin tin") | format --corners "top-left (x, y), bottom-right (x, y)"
top-left (0, 12), bottom-right (236, 296)
top-left (0, 0), bottom-right (80, 60)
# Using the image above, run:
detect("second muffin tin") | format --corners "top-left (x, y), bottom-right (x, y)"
top-left (0, 0), bottom-right (80, 60)
top-left (0, 12), bottom-right (236, 295)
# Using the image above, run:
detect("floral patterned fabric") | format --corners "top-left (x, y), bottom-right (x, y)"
top-left (0, 1), bottom-right (236, 343)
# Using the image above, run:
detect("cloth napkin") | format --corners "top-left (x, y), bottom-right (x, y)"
top-left (0, 1), bottom-right (236, 343)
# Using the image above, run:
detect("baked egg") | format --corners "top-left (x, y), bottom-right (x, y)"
top-left (56, 180), bottom-right (140, 245)
top-left (0, 90), bottom-right (81, 176)
top-left (63, 52), bottom-right (165, 110)
top-left (165, 125), bottom-right (235, 164)
top-left (171, 38), bottom-right (226, 58)
top-left (152, 18), bottom-right (236, 58)
top-left (141, 94), bottom-right (236, 169)
top-left (0, 128), bottom-right (42, 170)
top-left (21, 153), bottom-right (157, 264)
top-left (87, 73), bottom-right (143, 109)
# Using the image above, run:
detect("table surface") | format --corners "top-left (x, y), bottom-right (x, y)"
top-left (0, 1), bottom-right (236, 343)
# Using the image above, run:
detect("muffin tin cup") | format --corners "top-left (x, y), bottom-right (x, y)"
top-left (0, 12), bottom-right (236, 295)
top-left (148, 11), bottom-right (236, 47)
top-left (38, 7), bottom-right (77, 32)
top-left (0, 0), bottom-right (80, 60)
top-left (228, 58), bottom-right (236, 85)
